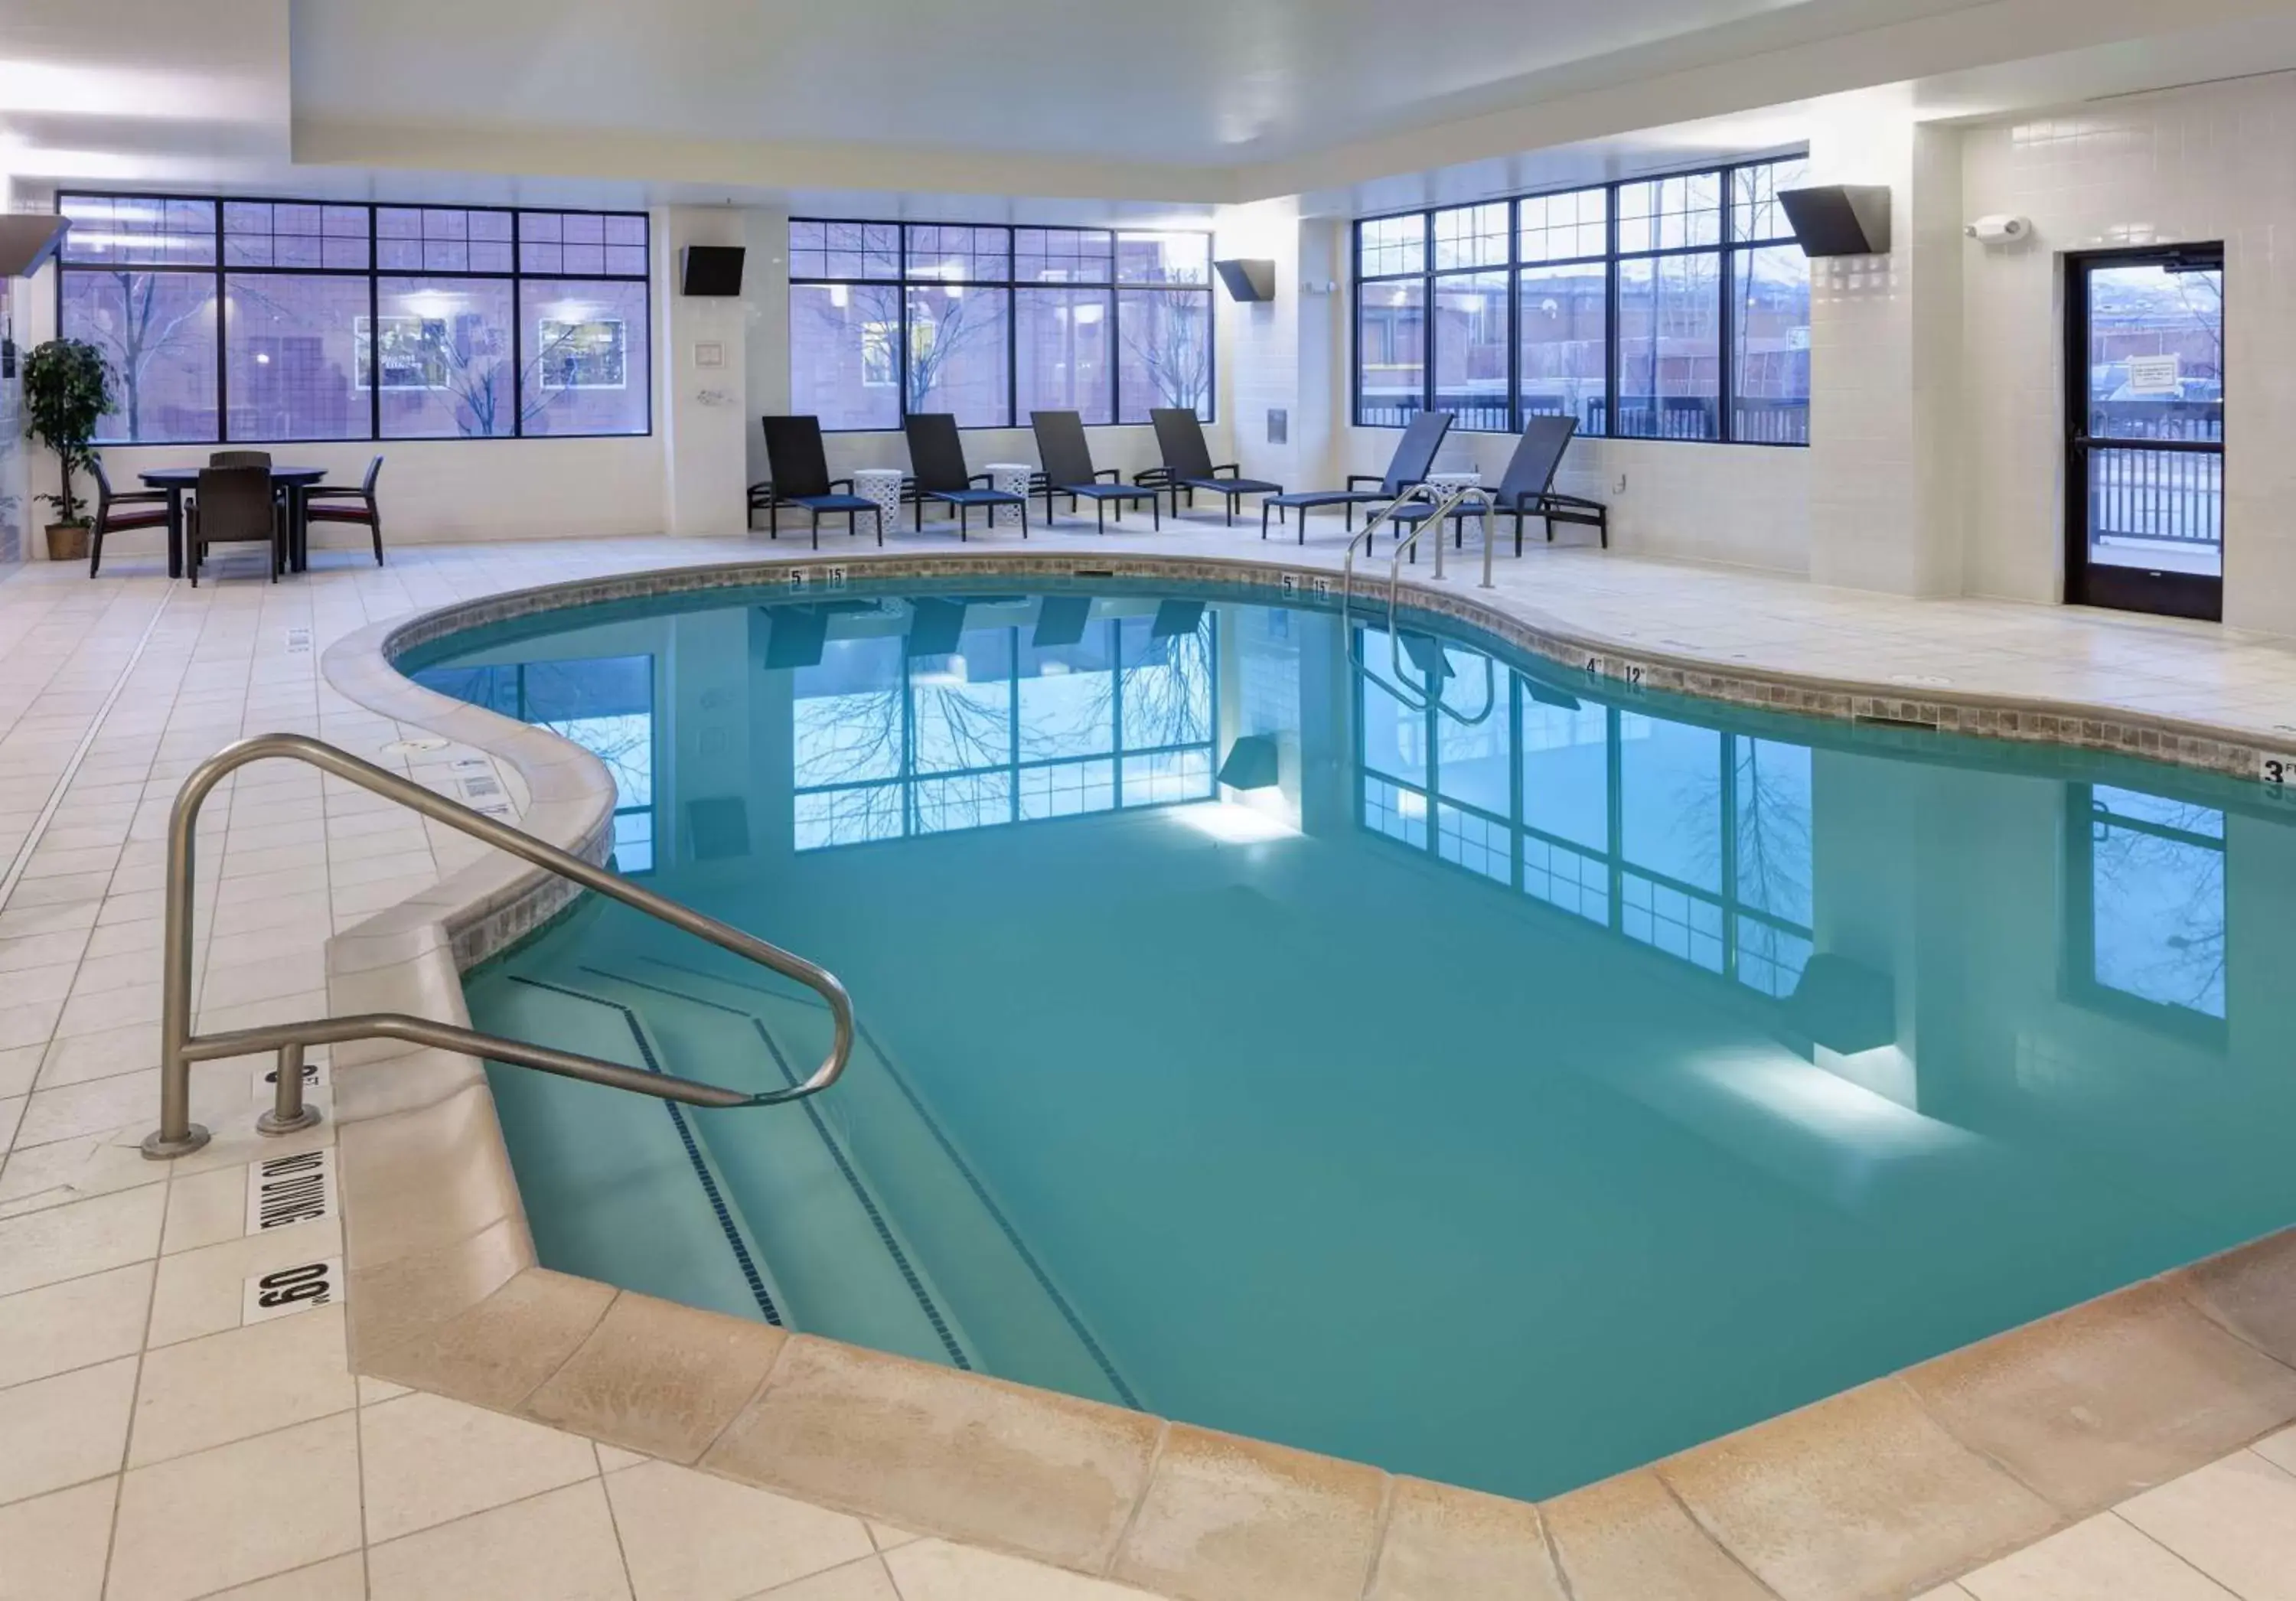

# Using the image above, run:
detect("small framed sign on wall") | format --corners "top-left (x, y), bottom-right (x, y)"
top-left (694, 341), bottom-right (726, 368)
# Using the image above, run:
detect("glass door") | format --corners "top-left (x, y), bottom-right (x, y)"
top-left (2066, 246), bottom-right (2225, 621)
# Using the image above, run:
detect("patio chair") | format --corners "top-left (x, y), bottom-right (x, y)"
top-left (302, 455), bottom-right (386, 566)
top-left (752, 416), bottom-right (884, 548)
top-left (1030, 411), bottom-right (1159, 533)
top-left (1386, 415), bottom-right (1608, 556)
top-left (187, 465), bottom-right (283, 587)
top-left (905, 413), bottom-right (1027, 539)
top-left (1259, 412), bottom-right (1452, 544)
top-left (1141, 409), bottom-right (1282, 526)
top-left (86, 457), bottom-right (171, 579)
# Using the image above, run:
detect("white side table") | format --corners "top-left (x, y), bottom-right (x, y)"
top-left (851, 468), bottom-right (905, 538)
top-left (1424, 470), bottom-right (1488, 528)
top-left (983, 462), bottom-right (1033, 530)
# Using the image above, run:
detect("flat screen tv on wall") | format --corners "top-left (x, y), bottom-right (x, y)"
top-left (681, 246), bottom-right (746, 295)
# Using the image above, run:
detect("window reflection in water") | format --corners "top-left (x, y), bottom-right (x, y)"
top-left (411, 655), bottom-right (656, 872)
top-left (789, 605), bottom-right (1216, 851)
top-left (2073, 784), bottom-right (2227, 1025)
top-left (1357, 626), bottom-right (1815, 999)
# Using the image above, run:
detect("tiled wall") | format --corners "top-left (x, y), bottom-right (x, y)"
top-left (1961, 73), bottom-right (2296, 633)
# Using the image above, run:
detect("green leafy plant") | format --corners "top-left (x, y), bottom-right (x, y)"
top-left (23, 338), bottom-right (116, 527)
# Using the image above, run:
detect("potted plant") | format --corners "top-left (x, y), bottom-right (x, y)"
top-left (22, 337), bottom-right (116, 562)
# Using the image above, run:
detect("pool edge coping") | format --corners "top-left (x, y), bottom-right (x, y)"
top-left (315, 548), bottom-right (2296, 1601)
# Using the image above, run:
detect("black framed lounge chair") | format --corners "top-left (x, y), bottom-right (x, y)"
top-left (1259, 411), bottom-right (1452, 544)
top-left (905, 413), bottom-right (1028, 540)
top-left (86, 457), bottom-right (171, 578)
top-left (1031, 411), bottom-right (1159, 534)
top-left (1140, 408), bottom-right (1281, 527)
top-left (752, 416), bottom-right (883, 548)
top-left (1388, 416), bottom-right (1608, 556)
top-left (302, 455), bottom-right (386, 566)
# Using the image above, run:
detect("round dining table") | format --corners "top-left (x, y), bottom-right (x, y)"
top-left (139, 466), bottom-right (330, 579)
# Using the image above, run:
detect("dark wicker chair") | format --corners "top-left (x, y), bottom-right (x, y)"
top-left (905, 413), bottom-right (1026, 539)
top-left (187, 465), bottom-right (282, 585)
top-left (86, 458), bottom-right (171, 578)
top-left (303, 456), bottom-right (385, 566)
top-left (1030, 411), bottom-right (1158, 533)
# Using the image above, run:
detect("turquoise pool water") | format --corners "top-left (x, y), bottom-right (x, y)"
top-left (409, 579), bottom-right (2296, 1502)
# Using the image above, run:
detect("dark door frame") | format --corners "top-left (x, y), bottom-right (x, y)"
top-left (2063, 243), bottom-right (2226, 622)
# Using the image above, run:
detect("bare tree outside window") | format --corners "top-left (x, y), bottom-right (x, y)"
top-left (69, 271), bottom-right (215, 442)
top-left (1120, 289), bottom-right (1212, 416)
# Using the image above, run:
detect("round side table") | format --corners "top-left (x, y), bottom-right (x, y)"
top-left (851, 468), bottom-right (905, 536)
top-left (983, 462), bottom-right (1034, 529)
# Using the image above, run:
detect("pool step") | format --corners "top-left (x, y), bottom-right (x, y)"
top-left (604, 954), bottom-right (1142, 1410)
top-left (466, 970), bottom-right (791, 1327)
top-left (569, 964), bottom-right (983, 1373)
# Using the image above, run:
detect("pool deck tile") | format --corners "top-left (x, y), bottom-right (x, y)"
top-left (1954, 1511), bottom-right (2243, 1600)
top-left (1657, 1378), bottom-right (2061, 1601)
top-left (341, 1210), bottom-right (527, 1365)
top-left (1537, 1469), bottom-right (1775, 1601)
top-left (703, 1333), bottom-right (1163, 1573)
top-left (521, 1288), bottom-right (788, 1464)
top-left (2185, 1228), bottom-right (2296, 1370)
top-left (1900, 1277), bottom-right (2296, 1515)
top-left (357, 1263), bottom-right (616, 1411)
top-left (333, 1080), bottom-right (525, 1270)
top-left (1107, 1422), bottom-right (1386, 1601)
top-left (1362, 1475), bottom-right (1568, 1601)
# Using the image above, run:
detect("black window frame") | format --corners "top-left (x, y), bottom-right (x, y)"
top-left (1352, 155), bottom-right (1809, 447)
top-left (55, 189), bottom-right (654, 446)
top-left (789, 217), bottom-right (1216, 433)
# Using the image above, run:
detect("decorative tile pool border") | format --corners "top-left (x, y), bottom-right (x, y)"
top-left (310, 549), bottom-right (2296, 1601)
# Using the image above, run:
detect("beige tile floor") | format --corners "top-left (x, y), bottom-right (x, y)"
top-left (3, 523), bottom-right (2296, 1600)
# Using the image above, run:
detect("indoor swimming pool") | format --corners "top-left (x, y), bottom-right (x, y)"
top-left (403, 577), bottom-right (2296, 1503)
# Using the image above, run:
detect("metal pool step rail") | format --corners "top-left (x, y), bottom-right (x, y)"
top-left (142, 732), bottom-right (856, 1159)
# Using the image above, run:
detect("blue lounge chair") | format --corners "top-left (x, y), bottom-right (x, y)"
top-left (1032, 410), bottom-right (1159, 533)
top-left (1259, 412), bottom-right (1453, 544)
top-left (752, 416), bottom-right (883, 548)
top-left (1142, 408), bottom-right (1282, 527)
top-left (1388, 415), bottom-right (1609, 556)
top-left (905, 413), bottom-right (1028, 540)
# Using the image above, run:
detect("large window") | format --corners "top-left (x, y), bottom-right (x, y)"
top-left (790, 220), bottom-right (1213, 431)
top-left (1353, 156), bottom-right (1809, 445)
top-left (58, 193), bottom-right (651, 444)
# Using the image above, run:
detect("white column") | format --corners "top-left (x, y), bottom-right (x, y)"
top-left (1805, 95), bottom-right (1965, 597)
top-left (660, 204), bottom-right (754, 539)
top-left (1215, 199), bottom-right (1345, 500)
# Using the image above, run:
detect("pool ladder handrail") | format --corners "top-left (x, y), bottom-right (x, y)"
top-left (1339, 482), bottom-right (1503, 726)
top-left (143, 732), bottom-right (856, 1159)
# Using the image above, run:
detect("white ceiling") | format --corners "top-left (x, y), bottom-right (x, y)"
top-left (6, 0), bottom-right (2296, 210)
top-left (285, 0), bottom-right (1850, 168)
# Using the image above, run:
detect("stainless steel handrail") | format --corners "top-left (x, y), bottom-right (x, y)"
top-left (1336, 483), bottom-right (1503, 725)
top-left (143, 732), bottom-right (856, 1159)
